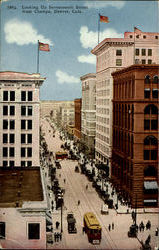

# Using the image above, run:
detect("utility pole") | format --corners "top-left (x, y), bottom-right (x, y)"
top-left (61, 202), bottom-right (63, 233)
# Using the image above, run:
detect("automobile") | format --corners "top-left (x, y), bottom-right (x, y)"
top-left (67, 212), bottom-right (77, 233)
top-left (55, 160), bottom-right (61, 169)
top-left (101, 204), bottom-right (109, 214)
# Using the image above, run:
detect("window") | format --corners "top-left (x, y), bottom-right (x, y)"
top-left (10, 120), bottom-right (15, 130)
top-left (27, 161), bottom-right (32, 167)
top-left (144, 136), bottom-right (158, 146)
top-left (10, 134), bottom-right (15, 143)
top-left (151, 150), bottom-right (157, 160)
top-left (0, 222), bottom-right (6, 239)
top-left (9, 161), bottom-right (14, 167)
top-left (153, 76), bottom-right (158, 84)
top-left (10, 106), bottom-right (15, 116)
top-left (28, 120), bottom-right (32, 130)
top-left (28, 134), bottom-right (32, 143)
top-left (130, 35), bottom-right (133, 38)
top-left (144, 120), bottom-right (150, 130)
top-left (28, 148), bottom-right (32, 157)
top-left (10, 91), bottom-right (15, 101)
top-left (28, 106), bottom-right (32, 116)
top-left (21, 106), bottom-right (26, 116)
top-left (148, 60), bottom-right (152, 64)
top-left (28, 223), bottom-right (40, 240)
top-left (3, 91), bottom-right (8, 101)
top-left (135, 49), bottom-right (139, 56)
top-left (143, 35), bottom-right (146, 39)
top-left (3, 134), bottom-right (8, 144)
top-left (145, 75), bottom-right (150, 84)
top-left (142, 49), bottom-right (146, 56)
top-left (21, 120), bottom-right (26, 130)
top-left (144, 120), bottom-right (158, 130)
top-left (148, 49), bottom-right (152, 56)
top-left (142, 59), bottom-right (146, 64)
top-left (28, 91), bottom-right (33, 101)
top-left (3, 147), bottom-right (8, 157)
top-left (21, 148), bottom-right (26, 157)
top-left (144, 150), bottom-right (149, 160)
top-left (144, 104), bottom-right (158, 114)
top-left (155, 36), bottom-right (158, 39)
top-left (21, 161), bottom-right (25, 167)
top-left (116, 59), bottom-right (122, 66)
top-left (3, 161), bottom-right (8, 167)
top-left (9, 147), bottom-right (14, 157)
top-left (151, 120), bottom-right (158, 130)
top-left (21, 91), bottom-right (26, 101)
top-left (21, 134), bottom-right (26, 144)
top-left (3, 120), bottom-right (8, 129)
top-left (116, 50), bottom-right (122, 56)
top-left (3, 106), bottom-right (8, 116)
top-left (144, 166), bottom-right (157, 177)
top-left (144, 89), bottom-right (150, 98)
top-left (152, 89), bottom-right (158, 99)
top-left (136, 35), bottom-right (139, 39)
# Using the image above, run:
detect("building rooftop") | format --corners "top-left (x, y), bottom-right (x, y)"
top-left (80, 73), bottom-right (96, 81)
top-left (0, 71), bottom-right (45, 81)
top-left (0, 167), bottom-right (43, 208)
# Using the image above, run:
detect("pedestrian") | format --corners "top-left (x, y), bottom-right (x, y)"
top-left (54, 232), bottom-right (57, 242)
top-left (78, 200), bottom-right (80, 205)
top-left (82, 227), bottom-right (85, 234)
top-left (64, 178), bottom-right (66, 183)
top-left (59, 174), bottom-right (61, 178)
top-left (86, 184), bottom-right (88, 190)
top-left (56, 233), bottom-right (59, 242)
top-left (112, 222), bottom-right (114, 230)
top-left (108, 224), bottom-right (111, 231)
top-left (56, 221), bottom-right (60, 229)
top-left (155, 227), bottom-right (158, 236)
top-left (59, 232), bottom-right (62, 241)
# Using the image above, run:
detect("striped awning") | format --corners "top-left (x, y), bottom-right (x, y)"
top-left (144, 181), bottom-right (158, 190)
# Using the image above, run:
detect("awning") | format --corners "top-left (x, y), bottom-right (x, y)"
top-left (144, 181), bottom-right (158, 190)
top-left (144, 199), bottom-right (157, 203)
top-left (144, 88), bottom-right (150, 91)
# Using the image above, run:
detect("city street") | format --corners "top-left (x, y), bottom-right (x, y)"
top-left (41, 118), bottom-right (159, 249)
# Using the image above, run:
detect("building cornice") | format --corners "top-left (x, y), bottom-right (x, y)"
top-left (80, 73), bottom-right (96, 81)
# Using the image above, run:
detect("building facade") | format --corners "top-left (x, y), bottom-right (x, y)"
top-left (92, 30), bottom-right (159, 170)
top-left (111, 65), bottom-right (159, 208)
top-left (0, 167), bottom-right (49, 249)
top-left (0, 72), bottom-right (45, 167)
top-left (81, 73), bottom-right (96, 156)
top-left (74, 98), bottom-right (82, 139)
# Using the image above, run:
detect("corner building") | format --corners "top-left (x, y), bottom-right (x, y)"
top-left (112, 65), bottom-right (159, 208)
top-left (0, 72), bottom-right (45, 167)
top-left (92, 30), bottom-right (159, 170)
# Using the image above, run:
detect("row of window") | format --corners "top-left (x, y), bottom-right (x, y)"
top-left (0, 222), bottom-right (40, 240)
top-left (144, 89), bottom-right (158, 99)
top-left (3, 120), bottom-right (32, 130)
top-left (145, 75), bottom-right (159, 84)
top-left (135, 48), bottom-right (152, 56)
top-left (2, 106), bottom-right (33, 116)
top-left (2, 161), bottom-right (32, 167)
top-left (3, 91), bottom-right (33, 101)
top-left (129, 35), bottom-right (158, 39)
top-left (2, 147), bottom-right (32, 157)
top-left (3, 134), bottom-right (32, 144)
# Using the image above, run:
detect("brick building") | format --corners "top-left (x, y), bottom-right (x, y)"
top-left (0, 72), bottom-right (45, 167)
top-left (74, 98), bottom-right (82, 139)
top-left (111, 64), bottom-right (159, 208)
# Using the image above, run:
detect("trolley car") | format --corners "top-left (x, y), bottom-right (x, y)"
top-left (83, 212), bottom-right (102, 244)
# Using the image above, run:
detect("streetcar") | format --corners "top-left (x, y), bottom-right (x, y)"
top-left (55, 151), bottom-right (68, 160)
top-left (83, 212), bottom-right (102, 244)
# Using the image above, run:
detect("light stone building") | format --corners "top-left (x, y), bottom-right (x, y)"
top-left (92, 30), bottom-right (159, 169)
top-left (0, 71), bottom-right (44, 167)
top-left (81, 74), bottom-right (96, 155)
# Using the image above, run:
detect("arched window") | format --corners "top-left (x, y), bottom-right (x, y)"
top-left (145, 75), bottom-right (151, 84)
top-left (144, 104), bottom-right (158, 115)
top-left (144, 165), bottom-right (157, 177)
top-left (144, 105), bottom-right (158, 130)
top-left (153, 75), bottom-right (158, 84)
top-left (144, 136), bottom-right (158, 145)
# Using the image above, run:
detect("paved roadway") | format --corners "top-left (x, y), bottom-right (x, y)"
top-left (41, 118), bottom-right (159, 250)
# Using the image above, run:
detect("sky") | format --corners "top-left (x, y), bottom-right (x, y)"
top-left (0, 0), bottom-right (158, 100)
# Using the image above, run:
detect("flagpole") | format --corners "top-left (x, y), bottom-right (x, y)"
top-left (37, 40), bottom-right (39, 73)
top-left (133, 27), bottom-right (135, 64)
top-left (98, 13), bottom-right (100, 44)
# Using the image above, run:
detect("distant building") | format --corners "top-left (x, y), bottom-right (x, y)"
top-left (111, 64), bottom-right (159, 208)
top-left (40, 100), bottom-right (74, 127)
top-left (0, 71), bottom-right (45, 167)
top-left (74, 98), bottom-right (82, 139)
top-left (92, 29), bottom-right (159, 170)
top-left (81, 73), bottom-right (96, 156)
top-left (0, 167), bottom-right (50, 249)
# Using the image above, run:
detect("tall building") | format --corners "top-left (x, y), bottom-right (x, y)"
top-left (111, 64), bottom-right (158, 208)
top-left (92, 30), bottom-right (159, 170)
top-left (74, 98), bottom-right (82, 139)
top-left (81, 73), bottom-right (96, 156)
top-left (0, 71), bottom-right (45, 167)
